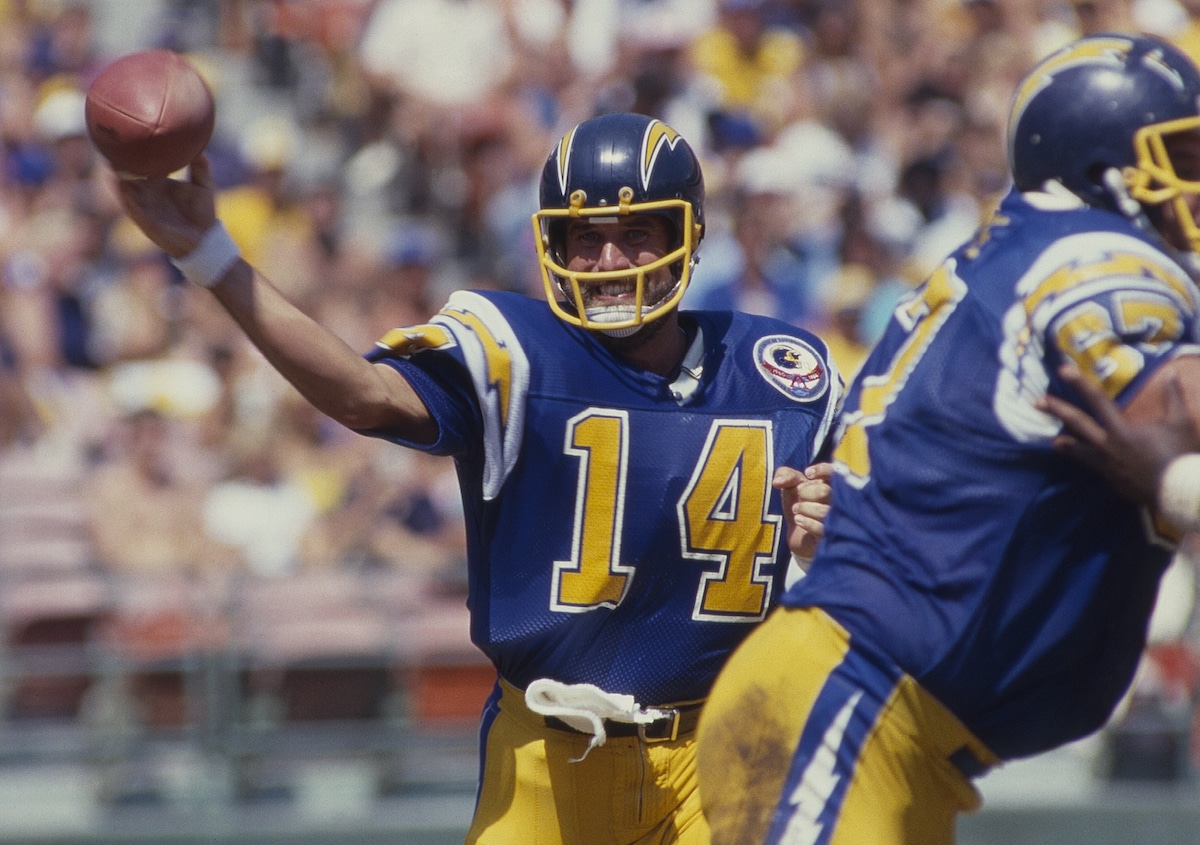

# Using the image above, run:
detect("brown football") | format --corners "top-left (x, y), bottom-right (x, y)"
top-left (85, 49), bottom-right (214, 179)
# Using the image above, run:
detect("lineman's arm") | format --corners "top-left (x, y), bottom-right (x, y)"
top-left (116, 157), bottom-right (436, 443)
top-left (1037, 357), bottom-right (1200, 532)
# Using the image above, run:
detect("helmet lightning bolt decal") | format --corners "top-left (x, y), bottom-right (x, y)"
top-left (1009, 36), bottom-right (1131, 146)
top-left (1144, 48), bottom-right (1187, 91)
top-left (556, 126), bottom-right (577, 196)
top-left (641, 120), bottom-right (683, 191)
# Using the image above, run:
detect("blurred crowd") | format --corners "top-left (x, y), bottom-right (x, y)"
top-left (3, 0), bottom-right (1200, 594)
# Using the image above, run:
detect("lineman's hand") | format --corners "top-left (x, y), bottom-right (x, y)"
top-left (1037, 364), bottom-right (1199, 506)
top-left (115, 155), bottom-right (218, 259)
top-left (774, 462), bottom-right (834, 560)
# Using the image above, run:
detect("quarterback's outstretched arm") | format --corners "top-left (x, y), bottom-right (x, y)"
top-left (116, 157), bottom-right (436, 443)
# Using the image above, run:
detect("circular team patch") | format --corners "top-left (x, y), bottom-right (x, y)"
top-left (753, 335), bottom-right (829, 402)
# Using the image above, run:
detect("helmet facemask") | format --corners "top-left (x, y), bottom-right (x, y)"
top-left (534, 186), bottom-right (702, 335)
top-left (1124, 115), bottom-right (1200, 254)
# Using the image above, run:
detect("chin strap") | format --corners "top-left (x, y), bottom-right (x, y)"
top-left (1100, 168), bottom-right (1146, 221)
top-left (668, 326), bottom-right (705, 405)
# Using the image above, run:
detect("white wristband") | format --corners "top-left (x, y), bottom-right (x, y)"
top-left (170, 221), bottom-right (241, 288)
top-left (1159, 454), bottom-right (1200, 536)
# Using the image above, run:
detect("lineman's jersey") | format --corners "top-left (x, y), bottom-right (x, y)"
top-left (367, 290), bottom-right (842, 706)
top-left (785, 186), bottom-right (1200, 760)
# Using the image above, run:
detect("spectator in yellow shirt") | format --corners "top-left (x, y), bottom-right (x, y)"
top-left (688, 0), bottom-right (805, 145)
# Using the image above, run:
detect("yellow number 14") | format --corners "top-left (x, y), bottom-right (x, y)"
top-left (553, 412), bottom-right (780, 621)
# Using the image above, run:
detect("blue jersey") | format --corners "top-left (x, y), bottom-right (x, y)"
top-left (367, 290), bottom-right (841, 705)
top-left (785, 187), bottom-right (1200, 761)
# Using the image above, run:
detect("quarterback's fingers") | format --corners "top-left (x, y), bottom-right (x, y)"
top-left (791, 501), bottom-right (830, 533)
top-left (789, 482), bottom-right (831, 530)
top-left (189, 154), bottom-right (214, 189)
top-left (793, 476), bottom-right (831, 504)
top-left (777, 465), bottom-right (832, 543)
top-left (788, 515), bottom-right (825, 559)
top-left (773, 463), bottom-right (833, 493)
top-left (803, 461), bottom-right (835, 482)
top-left (772, 465), bottom-right (807, 490)
top-left (775, 466), bottom-right (805, 518)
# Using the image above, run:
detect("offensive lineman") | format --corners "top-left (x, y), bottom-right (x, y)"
top-left (698, 33), bottom-right (1200, 845)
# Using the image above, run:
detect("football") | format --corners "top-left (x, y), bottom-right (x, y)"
top-left (85, 49), bottom-right (215, 179)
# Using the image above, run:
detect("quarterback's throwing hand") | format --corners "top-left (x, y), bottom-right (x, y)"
top-left (115, 154), bottom-right (218, 259)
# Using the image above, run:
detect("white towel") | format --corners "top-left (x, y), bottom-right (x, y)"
top-left (525, 678), bottom-right (670, 761)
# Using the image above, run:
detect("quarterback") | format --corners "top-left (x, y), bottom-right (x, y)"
top-left (114, 112), bottom-right (841, 844)
top-left (697, 34), bottom-right (1200, 845)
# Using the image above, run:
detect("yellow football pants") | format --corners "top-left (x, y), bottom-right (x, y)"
top-left (697, 606), bottom-right (998, 845)
top-left (467, 678), bottom-right (710, 845)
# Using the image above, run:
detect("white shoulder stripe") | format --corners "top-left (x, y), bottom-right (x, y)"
top-left (432, 291), bottom-right (530, 500)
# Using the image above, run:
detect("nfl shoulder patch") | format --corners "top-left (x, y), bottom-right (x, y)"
top-left (753, 335), bottom-right (829, 402)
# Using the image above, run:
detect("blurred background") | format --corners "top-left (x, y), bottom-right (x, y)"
top-left (2, 0), bottom-right (1200, 842)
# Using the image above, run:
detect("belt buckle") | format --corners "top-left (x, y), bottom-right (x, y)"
top-left (638, 709), bottom-right (680, 743)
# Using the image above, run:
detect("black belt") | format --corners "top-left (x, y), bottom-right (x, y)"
top-left (544, 702), bottom-right (703, 743)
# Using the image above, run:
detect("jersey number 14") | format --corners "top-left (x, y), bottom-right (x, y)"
top-left (552, 410), bottom-right (782, 622)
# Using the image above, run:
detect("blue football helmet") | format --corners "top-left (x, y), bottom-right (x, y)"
top-left (533, 112), bottom-right (705, 332)
top-left (1008, 33), bottom-right (1200, 251)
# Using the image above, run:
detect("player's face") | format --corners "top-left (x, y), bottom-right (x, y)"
top-left (562, 215), bottom-right (676, 312)
top-left (1156, 129), bottom-right (1200, 252)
